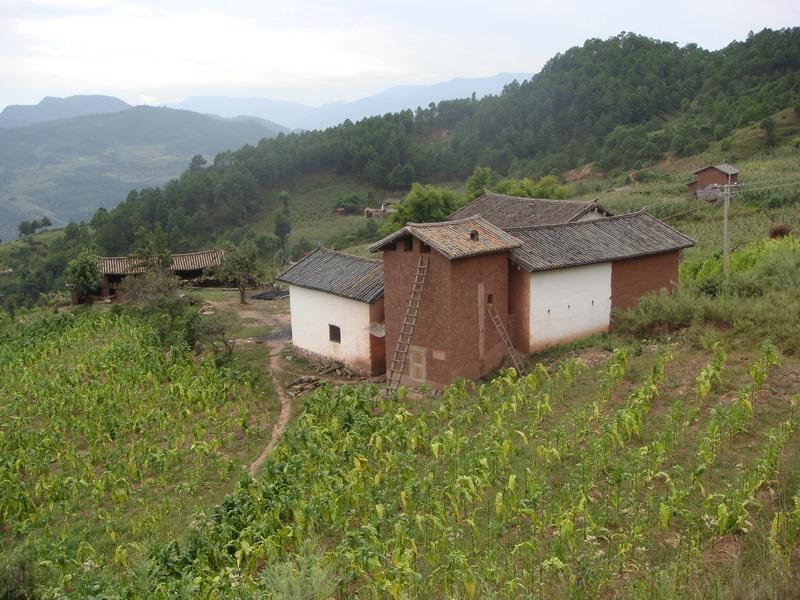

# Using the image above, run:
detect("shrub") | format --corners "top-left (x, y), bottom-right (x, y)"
top-left (118, 270), bottom-right (198, 347)
top-left (616, 235), bottom-right (800, 354)
top-left (196, 309), bottom-right (241, 356)
top-left (0, 554), bottom-right (38, 600)
top-left (769, 222), bottom-right (792, 238)
top-left (259, 540), bottom-right (336, 600)
top-left (64, 248), bottom-right (101, 303)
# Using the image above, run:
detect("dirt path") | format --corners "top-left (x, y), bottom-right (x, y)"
top-left (204, 295), bottom-right (293, 477)
top-left (248, 339), bottom-right (291, 476)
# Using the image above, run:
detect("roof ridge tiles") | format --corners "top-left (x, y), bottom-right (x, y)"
top-left (479, 191), bottom-right (594, 205)
top-left (307, 245), bottom-right (382, 262)
top-left (504, 209), bottom-right (652, 231)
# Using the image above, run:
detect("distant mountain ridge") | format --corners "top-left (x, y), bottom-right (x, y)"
top-left (169, 73), bottom-right (530, 130)
top-left (0, 106), bottom-right (288, 241)
top-left (0, 95), bottom-right (131, 128)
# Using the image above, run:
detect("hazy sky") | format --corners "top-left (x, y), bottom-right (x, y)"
top-left (1, 0), bottom-right (797, 110)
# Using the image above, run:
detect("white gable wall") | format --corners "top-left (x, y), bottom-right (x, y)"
top-left (288, 285), bottom-right (373, 371)
top-left (575, 210), bottom-right (604, 221)
top-left (528, 262), bottom-right (612, 351)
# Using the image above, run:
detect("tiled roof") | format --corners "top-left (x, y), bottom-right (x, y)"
top-left (276, 247), bottom-right (384, 304)
top-left (692, 163), bottom-right (740, 176)
top-left (99, 249), bottom-right (223, 275)
top-left (369, 216), bottom-right (522, 260)
top-left (508, 212), bottom-right (695, 272)
top-left (449, 191), bottom-right (611, 228)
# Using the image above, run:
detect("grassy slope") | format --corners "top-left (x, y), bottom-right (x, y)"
top-left (573, 108), bottom-right (800, 264)
top-left (239, 173), bottom-right (465, 259)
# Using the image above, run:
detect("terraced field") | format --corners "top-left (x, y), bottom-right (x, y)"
top-left (0, 311), bottom-right (275, 593)
top-left (134, 337), bottom-right (800, 598)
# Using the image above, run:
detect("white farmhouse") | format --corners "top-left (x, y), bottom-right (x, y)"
top-left (507, 212), bottom-right (693, 352)
top-left (276, 248), bottom-right (385, 375)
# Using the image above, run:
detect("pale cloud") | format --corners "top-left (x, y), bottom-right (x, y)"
top-left (0, 0), bottom-right (798, 108)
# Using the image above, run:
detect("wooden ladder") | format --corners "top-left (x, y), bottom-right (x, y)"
top-left (386, 254), bottom-right (429, 391)
top-left (487, 303), bottom-right (527, 376)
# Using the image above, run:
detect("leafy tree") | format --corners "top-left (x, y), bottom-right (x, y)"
top-left (119, 269), bottom-right (197, 347)
top-left (132, 223), bottom-right (171, 270)
top-left (214, 240), bottom-right (259, 304)
top-left (279, 190), bottom-right (291, 214)
top-left (17, 217), bottom-right (52, 238)
top-left (760, 117), bottom-right (777, 147)
top-left (465, 166), bottom-right (495, 201)
top-left (336, 195), bottom-right (365, 215)
top-left (196, 309), bottom-right (241, 356)
top-left (189, 154), bottom-right (207, 171)
top-left (291, 237), bottom-right (314, 260)
top-left (383, 183), bottom-right (464, 233)
top-left (493, 176), bottom-right (574, 199)
top-left (65, 248), bottom-right (101, 303)
top-left (274, 213), bottom-right (292, 263)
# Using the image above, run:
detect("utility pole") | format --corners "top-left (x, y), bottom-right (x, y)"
top-left (722, 173), bottom-right (736, 279)
top-left (722, 182), bottom-right (730, 278)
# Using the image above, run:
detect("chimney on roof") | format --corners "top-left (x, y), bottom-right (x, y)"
top-left (469, 229), bottom-right (479, 241)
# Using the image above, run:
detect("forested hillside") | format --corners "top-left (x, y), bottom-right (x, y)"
top-left (0, 106), bottom-right (288, 241)
top-left (1, 28), bottom-right (798, 310)
top-left (89, 28), bottom-right (800, 254)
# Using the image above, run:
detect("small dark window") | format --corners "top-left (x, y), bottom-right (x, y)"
top-left (487, 294), bottom-right (494, 305)
top-left (329, 324), bottom-right (341, 343)
top-left (421, 242), bottom-right (431, 253)
top-left (469, 229), bottom-right (479, 241)
top-left (402, 237), bottom-right (413, 251)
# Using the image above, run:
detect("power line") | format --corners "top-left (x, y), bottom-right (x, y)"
top-left (669, 178), bottom-right (800, 241)
top-left (734, 180), bottom-right (800, 193)
top-left (686, 197), bottom-right (723, 242)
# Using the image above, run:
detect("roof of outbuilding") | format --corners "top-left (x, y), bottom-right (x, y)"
top-left (692, 163), bottom-right (740, 176)
top-left (276, 247), bottom-right (384, 304)
top-left (507, 211), bottom-right (695, 272)
top-left (448, 191), bottom-right (611, 228)
top-left (99, 248), bottom-right (224, 275)
top-left (368, 216), bottom-right (523, 260)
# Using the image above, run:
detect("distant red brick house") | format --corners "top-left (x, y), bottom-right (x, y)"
top-left (688, 163), bottom-right (739, 200)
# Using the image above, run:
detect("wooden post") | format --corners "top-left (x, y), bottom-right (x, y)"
top-left (723, 174), bottom-right (730, 278)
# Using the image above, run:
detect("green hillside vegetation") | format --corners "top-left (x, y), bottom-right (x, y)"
top-left (0, 106), bottom-right (288, 241)
top-left (0, 306), bottom-right (279, 595)
top-left (2, 28), bottom-right (799, 309)
top-left (85, 28), bottom-right (800, 255)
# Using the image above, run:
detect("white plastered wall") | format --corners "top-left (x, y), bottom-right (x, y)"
top-left (575, 210), bottom-right (604, 221)
top-left (288, 285), bottom-right (373, 370)
top-left (528, 262), bottom-right (612, 351)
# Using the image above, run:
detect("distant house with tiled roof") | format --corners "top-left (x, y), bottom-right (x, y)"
top-left (97, 249), bottom-right (223, 299)
top-left (278, 192), bottom-right (694, 389)
top-left (276, 248), bottom-right (385, 375)
top-left (688, 163), bottom-right (739, 200)
top-left (449, 191), bottom-right (611, 228)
